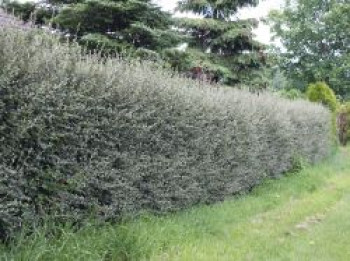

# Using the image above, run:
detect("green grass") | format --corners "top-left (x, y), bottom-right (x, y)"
top-left (1, 147), bottom-right (350, 261)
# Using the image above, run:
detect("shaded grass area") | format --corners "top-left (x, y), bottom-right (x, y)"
top-left (1, 147), bottom-right (350, 261)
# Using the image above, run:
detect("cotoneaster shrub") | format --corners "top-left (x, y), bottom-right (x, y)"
top-left (0, 28), bottom-right (333, 241)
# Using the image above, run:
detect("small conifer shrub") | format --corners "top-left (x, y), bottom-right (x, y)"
top-left (306, 81), bottom-right (337, 112)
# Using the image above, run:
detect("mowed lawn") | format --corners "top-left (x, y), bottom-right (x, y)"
top-left (1, 147), bottom-right (350, 261)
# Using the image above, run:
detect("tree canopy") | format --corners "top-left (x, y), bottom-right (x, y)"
top-left (269, 0), bottom-right (350, 98)
top-left (2, 0), bottom-right (183, 56)
top-left (177, 0), bottom-right (258, 18)
top-left (174, 0), bottom-right (270, 87)
top-left (54, 0), bottom-right (183, 55)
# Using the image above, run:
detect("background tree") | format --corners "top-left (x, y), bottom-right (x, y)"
top-left (268, 0), bottom-right (350, 98)
top-left (3, 0), bottom-right (183, 57)
top-left (173, 0), bottom-right (270, 88)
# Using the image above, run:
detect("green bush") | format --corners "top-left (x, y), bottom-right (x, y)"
top-left (306, 81), bottom-right (337, 112)
top-left (345, 103), bottom-right (350, 142)
top-left (344, 102), bottom-right (350, 131)
top-left (337, 102), bottom-right (350, 145)
top-left (0, 28), bottom-right (333, 241)
top-left (306, 81), bottom-right (339, 142)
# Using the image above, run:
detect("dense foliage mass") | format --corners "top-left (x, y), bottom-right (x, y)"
top-left (337, 102), bottom-right (350, 146)
top-left (0, 28), bottom-right (333, 241)
top-left (269, 0), bottom-right (350, 98)
top-left (306, 82), bottom-right (337, 112)
top-left (2, 0), bottom-right (182, 55)
top-left (175, 0), bottom-right (269, 87)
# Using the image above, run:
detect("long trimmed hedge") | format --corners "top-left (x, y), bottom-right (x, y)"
top-left (0, 28), bottom-right (333, 240)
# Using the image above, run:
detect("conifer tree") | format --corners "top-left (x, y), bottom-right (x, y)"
top-left (55, 0), bottom-right (181, 55)
top-left (174, 0), bottom-right (269, 88)
top-left (3, 0), bottom-right (182, 57)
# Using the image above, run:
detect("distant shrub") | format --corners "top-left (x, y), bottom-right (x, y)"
top-left (306, 81), bottom-right (339, 140)
top-left (0, 28), bottom-right (333, 241)
top-left (306, 81), bottom-right (337, 112)
top-left (337, 102), bottom-right (350, 146)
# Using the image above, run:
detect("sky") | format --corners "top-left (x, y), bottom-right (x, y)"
top-left (153, 0), bottom-right (285, 45)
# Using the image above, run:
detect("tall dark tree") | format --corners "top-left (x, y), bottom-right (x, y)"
top-left (3, 0), bottom-right (182, 57)
top-left (173, 0), bottom-right (269, 88)
top-left (59, 1), bottom-right (178, 51)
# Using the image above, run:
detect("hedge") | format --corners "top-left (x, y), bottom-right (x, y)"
top-left (0, 28), bottom-right (333, 241)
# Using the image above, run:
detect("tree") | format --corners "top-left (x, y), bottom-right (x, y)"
top-left (268, 0), bottom-right (350, 98)
top-left (173, 0), bottom-right (269, 88)
top-left (3, 0), bottom-right (182, 56)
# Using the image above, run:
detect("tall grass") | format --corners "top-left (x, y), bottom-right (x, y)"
top-left (0, 27), bottom-right (333, 241)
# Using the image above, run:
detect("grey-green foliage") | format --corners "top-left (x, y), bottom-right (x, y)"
top-left (0, 28), bottom-right (333, 241)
